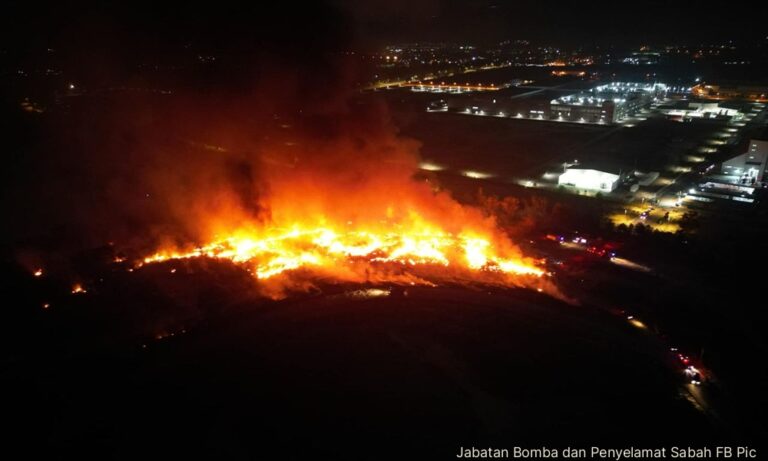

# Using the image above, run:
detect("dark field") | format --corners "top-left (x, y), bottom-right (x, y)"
top-left (572, 117), bottom-right (732, 173)
top-left (4, 280), bottom-right (715, 459)
top-left (397, 109), bottom-right (605, 178)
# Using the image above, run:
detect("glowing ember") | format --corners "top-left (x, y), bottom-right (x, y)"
top-left (33, 268), bottom-right (43, 277)
top-left (344, 288), bottom-right (391, 299)
top-left (71, 284), bottom-right (87, 294)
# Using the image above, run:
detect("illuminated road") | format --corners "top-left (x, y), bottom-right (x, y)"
top-left (405, 83), bottom-right (501, 92)
top-left (363, 63), bottom-right (515, 91)
top-left (681, 381), bottom-right (722, 428)
top-left (609, 257), bottom-right (651, 272)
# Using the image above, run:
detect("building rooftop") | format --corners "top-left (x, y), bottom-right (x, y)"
top-left (552, 82), bottom-right (667, 107)
top-left (561, 168), bottom-right (621, 182)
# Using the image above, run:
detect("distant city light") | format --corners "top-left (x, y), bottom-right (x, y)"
top-left (419, 162), bottom-right (445, 172)
top-left (462, 170), bottom-right (493, 179)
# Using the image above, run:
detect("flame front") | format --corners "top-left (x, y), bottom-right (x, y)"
top-left (142, 217), bottom-right (544, 291)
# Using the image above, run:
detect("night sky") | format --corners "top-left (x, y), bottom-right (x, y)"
top-left (338, 0), bottom-right (768, 46)
top-left (2, 0), bottom-right (766, 58)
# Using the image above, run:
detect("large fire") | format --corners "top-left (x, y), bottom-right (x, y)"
top-left (133, 105), bottom-right (548, 298)
top-left (141, 208), bottom-right (546, 298)
top-left (143, 222), bottom-right (544, 280)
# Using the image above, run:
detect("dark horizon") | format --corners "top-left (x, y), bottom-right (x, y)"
top-left (2, 0), bottom-right (767, 57)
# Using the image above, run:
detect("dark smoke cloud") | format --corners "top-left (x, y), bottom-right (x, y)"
top-left (0, 1), bottom-right (412, 256)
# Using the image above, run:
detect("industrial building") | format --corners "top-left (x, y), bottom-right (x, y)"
top-left (657, 101), bottom-right (742, 120)
top-left (550, 82), bottom-right (666, 124)
top-left (688, 180), bottom-right (758, 204)
top-left (721, 138), bottom-right (768, 184)
top-left (558, 168), bottom-right (621, 192)
top-left (622, 51), bottom-right (660, 65)
top-left (688, 135), bottom-right (768, 204)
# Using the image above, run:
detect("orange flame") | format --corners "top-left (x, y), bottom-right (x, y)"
top-left (136, 122), bottom-right (548, 297)
top-left (142, 212), bottom-right (545, 297)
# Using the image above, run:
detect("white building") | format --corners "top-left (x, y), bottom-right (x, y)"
top-left (558, 168), bottom-right (620, 192)
top-left (722, 139), bottom-right (768, 184)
